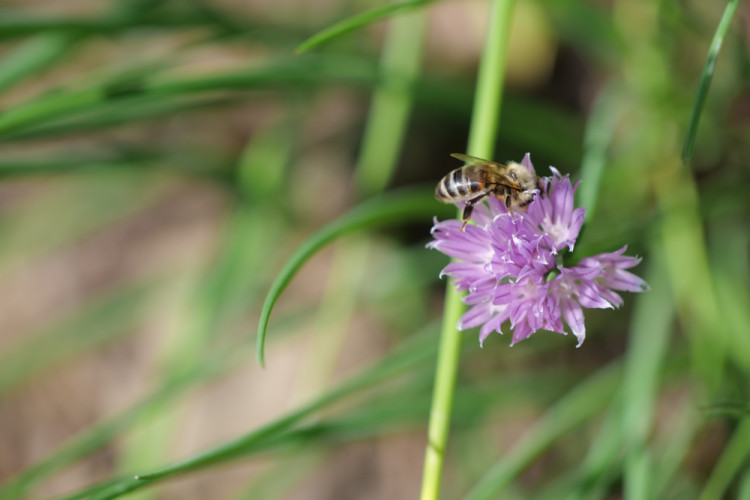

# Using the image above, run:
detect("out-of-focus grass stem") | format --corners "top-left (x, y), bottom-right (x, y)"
top-left (464, 362), bottom-right (622, 500)
top-left (354, 8), bottom-right (425, 198)
top-left (616, 0), bottom-right (730, 392)
top-left (290, 5), bottom-right (424, 403)
top-left (681, 0), bottom-right (740, 165)
top-left (652, 408), bottom-right (698, 498)
top-left (622, 243), bottom-right (673, 499)
top-left (699, 418), bottom-right (750, 500)
top-left (738, 468), bottom-right (750, 500)
top-left (295, 0), bottom-right (433, 54)
top-left (0, 34), bottom-right (77, 94)
top-left (117, 119), bottom-right (293, 499)
top-left (420, 1), bottom-right (515, 498)
top-left (571, 84), bottom-right (619, 262)
top-left (654, 155), bottom-right (724, 391)
top-left (71, 328), bottom-right (439, 499)
top-left (289, 236), bottom-right (369, 402)
top-left (576, 85), bottom-right (619, 227)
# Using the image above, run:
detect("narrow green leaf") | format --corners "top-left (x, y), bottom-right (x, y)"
top-left (576, 85), bottom-right (619, 224)
top-left (0, 7), bottom-right (303, 43)
top-left (0, 14), bottom-right (115, 37)
top-left (0, 378), bottom-right (201, 500)
top-left (237, 121), bottom-right (296, 201)
top-left (699, 418), bottom-right (750, 500)
top-left (4, 95), bottom-right (233, 142)
top-left (622, 246), bottom-right (673, 500)
top-left (682, 0), bottom-right (740, 165)
top-left (148, 326), bottom-right (438, 479)
top-left (256, 186), bottom-right (448, 366)
top-left (51, 326), bottom-right (438, 500)
top-left (652, 409), bottom-right (698, 499)
top-left (463, 362), bottom-right (622, 500)
top-left (52, 478), bottom-right (126, 500)
top-left (0, 33), bottom-right (77, 94)
top-left (536, 243), bottom-right (674, 500)
top-left (147, 55), bottom-right (377, 95)
top-left (1, 305), bottom-right (310, 500)
top-left (535, 403), bottom-right (624, 500)
top-left (231, 451), bottom-right (321, 500)
top-left (738, 467), bottom-right (750, 500)
top-left (0, 154), bottom-right (157, 177)
top-left (0, 55), bottom-right (377, 139)
top-left (114, 124), bottom-right (297, 492)
top-left (296, 0), bottom-right (434, 53)
top-left (354, 8), bottom-right (425, 197)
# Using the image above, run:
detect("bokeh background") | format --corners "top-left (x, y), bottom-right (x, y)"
top-left (1, 1), bottom-right (749, 499)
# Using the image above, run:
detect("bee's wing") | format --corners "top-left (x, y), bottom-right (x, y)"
top-left (450, 153), bottom-right (499, 166)
top-left (450, 153), bottom-right (522, 190)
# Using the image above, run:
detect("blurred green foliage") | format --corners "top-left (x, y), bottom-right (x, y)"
top-left (0, 0), bottom-right (748, 499)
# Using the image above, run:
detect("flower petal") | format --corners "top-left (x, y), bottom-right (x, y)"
top-left (606, 269), bottom-right (651, 292)
top-left (520, 153), bottom-right (536, 175)
top-left (458, 303), bottom-right (493, 331)
top-left (479, 313), bottom-right (505, 346)
top-left (561, 299), bottom-right (586, 347)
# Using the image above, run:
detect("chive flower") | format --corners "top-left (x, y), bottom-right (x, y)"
top-left (428, 154), bottom-right (648, 347)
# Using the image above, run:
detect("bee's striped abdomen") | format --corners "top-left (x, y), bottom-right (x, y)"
top-left (435, 168), bottom-right (484, 201)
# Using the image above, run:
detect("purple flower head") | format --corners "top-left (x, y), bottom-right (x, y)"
top-left (428, 154), bottom-right (648, 347)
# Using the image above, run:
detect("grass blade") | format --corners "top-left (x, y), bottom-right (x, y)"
top-left (296, 0), bottom-right (434, 53)
top-left (0, 373), bottom-right (206, 500)
top-left (576, 84), bottom-right (619, 224)
top-left (463, 362), bottom-right (622, 500)
top-left (0, 152), bottom-right (157, 177)
top-left (0, 33), bottom-right (77, 94)
top-left (699, 418), bottom-right (750, 500)
top-left (54, 326), bottom-right (439, 499)
top-left (681, 0), bottom-right (740, 165)
top-left (538, 243), bottom-right (675, 500)
top-left (354, 8), bottom-right (425, 197)
top-left (0, 55), bottom-right (378, 140)
top-left (4, 96), bottom-right (237, 142)
top-left (621, 245), bottom-right (674, 499)
top-left (0, 305), bottom-right (317, 500)
top-left (256, 186), bottom-right (449, 366)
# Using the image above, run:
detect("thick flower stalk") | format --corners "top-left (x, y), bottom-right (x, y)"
top-left (428, 154), bottom-right (648, 347)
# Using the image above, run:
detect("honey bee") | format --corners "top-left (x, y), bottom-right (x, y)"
top-left (435, 153), bottom-right (540, 231)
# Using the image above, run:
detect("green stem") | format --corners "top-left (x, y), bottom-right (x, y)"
top-left (419, 1), bottom-right (515, 499)
top-left (467, 0), bottom-right (516, 160)
top-left (420, 285), bottom-right (466, 500)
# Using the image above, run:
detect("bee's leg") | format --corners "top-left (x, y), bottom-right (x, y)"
top-left (460, 203), bottom-right (474, 232)
top-left (505, 190), bottom-right (512, 211)
top-left (460, 195), bottom-right (485, 232)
